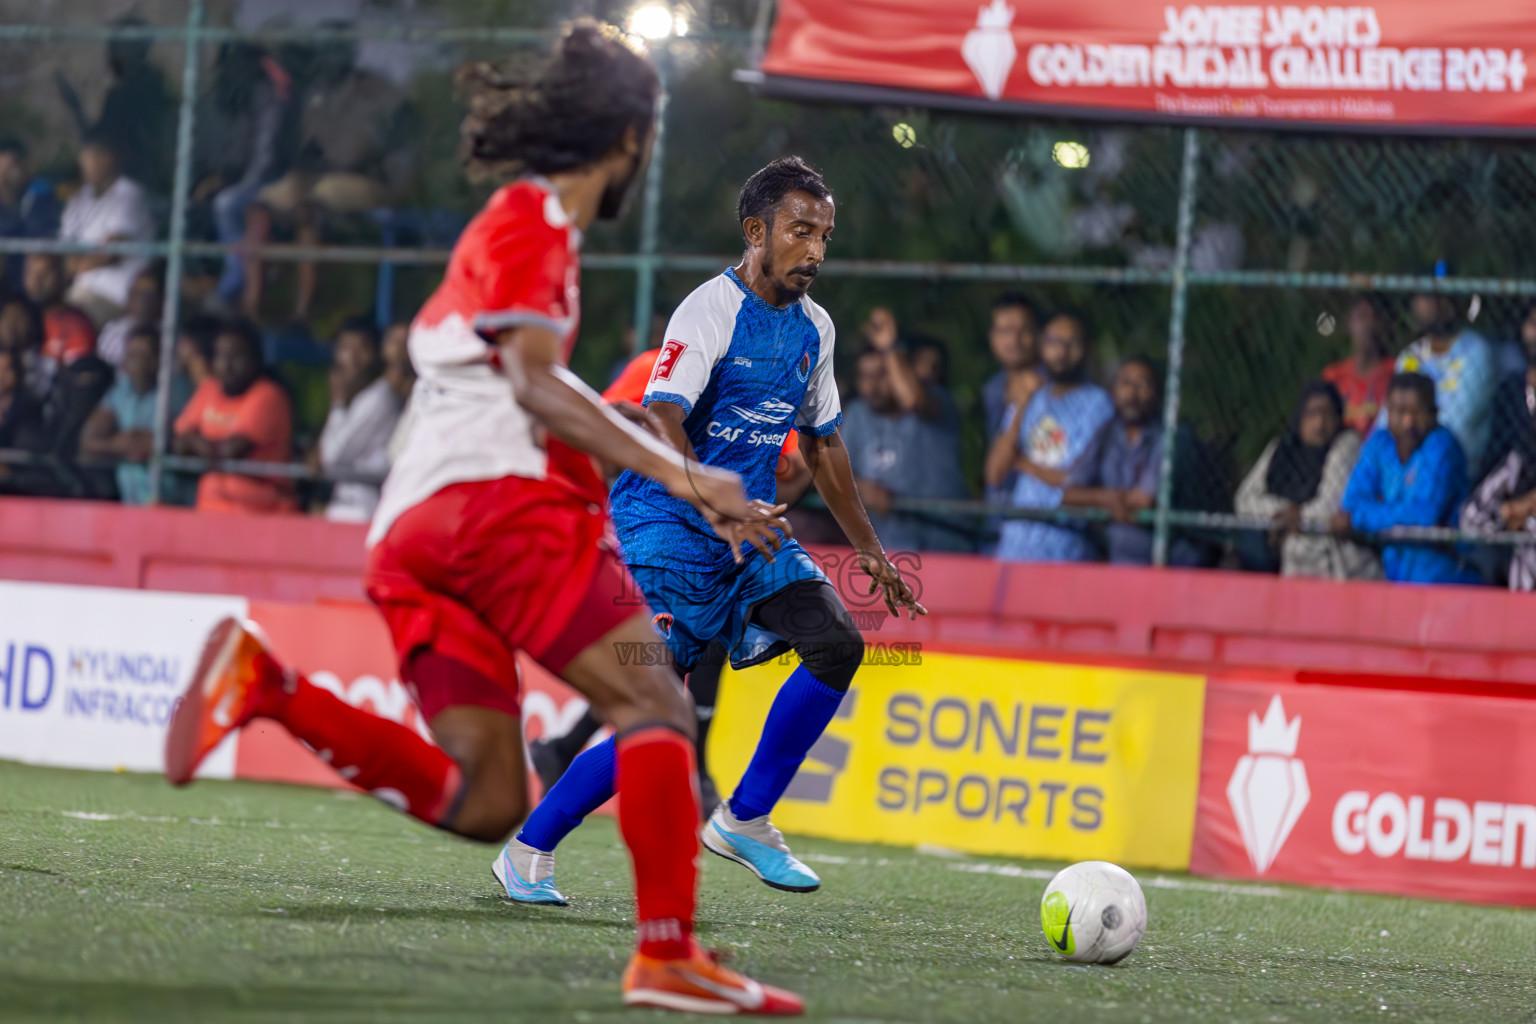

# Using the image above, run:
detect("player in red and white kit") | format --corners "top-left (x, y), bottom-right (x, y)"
top-left (163, 22), bottom-right (802, 1016)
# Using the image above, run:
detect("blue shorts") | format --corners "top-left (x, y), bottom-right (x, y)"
top-left (627, 540), bottom-right (827, 674)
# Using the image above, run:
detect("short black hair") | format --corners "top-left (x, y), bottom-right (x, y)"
top-left (1044, 306), bottom-right (1092, 341)
top-left (178, 314), bottom-right (221, 362)
top-left (336, 314), bottom-right (382, 353)
top-left (736, 157), bottom-right (831, 242)
top-left (458, 19), bottom-right (659, 179)
top-left (126, 324), bottom-right (160, 349)
top-left (990, 290), bottom-right (1040, 325)
top-left (1120, 353), bottom-right (1164, 395)
top-left (216, 317), bottom-right (265, 366)
top-left (0, 291), bottom-right (43, 348)
top-left (1388, 371), bottom-right (1437, 413)
top-left (907, 333), bottom-right (950, 384)
top-left (0, 137), bottom-right (25, 159)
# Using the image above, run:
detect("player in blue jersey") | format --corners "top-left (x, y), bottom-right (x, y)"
top-left (493, 157), bottom-right (925, 902)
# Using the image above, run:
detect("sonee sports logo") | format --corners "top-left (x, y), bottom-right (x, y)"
top-left (652, 339), bottom-right (686, 381)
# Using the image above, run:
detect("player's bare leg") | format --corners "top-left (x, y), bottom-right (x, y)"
top-left (559, 612), bottom-right (802, 1016)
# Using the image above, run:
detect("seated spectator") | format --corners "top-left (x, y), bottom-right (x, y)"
top-left (841, 311), bottom-right (972, 552)
top-left (313, 317), bottom-right (401, 522)
top-left (1339, 372), bottom-right (1480, 585)
top-left (1057, 355), bottom-right (1216, 567)
top-left (0, 348), bottom-right (44, 451)
top-left (1322, 293), bottom-right (1394, 436)
top-left (381, 321), bottom-right (416, 462)
top-left (23, 253), bottom-right (96, 373)
top-left (1484, 300), bottom-right (1536, 482)
top-left (173, 318), bottom-right (296, 514)
top-left (1461, 411), bottom-right (1536, 593)
top-left (992, 311), bottom-right (1115, 562)
top-left (0, 138), bottom-right (61, 292)
top-left (0, 293), bottom-right (51, 400)
top-left (247, 35), bottom-right (416, 321)
top-left (1386, 291), bottom-right (1495, 472)
top-left (94, 266), bottom-right (162, 369)
top-left (58, 136), bottom-right (154, 326)
top-left (1236, 381), bottom-right (1380, 579)
top-left (80, 326), bottom-right (191, 505)
top-left (176, 314), bottom-right (219, 391)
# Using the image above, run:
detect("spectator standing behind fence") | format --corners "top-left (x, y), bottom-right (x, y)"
top-left (1461, 361), bottom-right (1536, 591)
top-left (22, 254), bottom-right (96, 382)
top-left (1322, 293), bottom-right (1394, 437)
top-left (1338, 372), bottom-right (1479, 585)
top-left (56, 19), bottom-right (176, 198)
top-left (79, 326), bottom-right (192, 506)
top-left (58, 138), bottom-right (154, 327)
top-left (841, 309), bottom-right (972, 552)
top-left (1236, 381), bottom-right (1380, 580)
top-left (0, 139), bottom-right (61, 293)
top-left (173, 319), bottom-right (296, 515)
top-left (312, 317), bottom-right (401, 523)
top-left (991, 311), bottom-right (1115, 562)
top-left (1380, 291), bottom-right (1495, 472)
top-left (94, 268), bottom-right (162, 369)
top-left (1055, 355), bottom-right (1214, 567)
top-left (981, 292), bottom-right (1044, 440)
top-left (1482, 301), bottom-right (1536, 483)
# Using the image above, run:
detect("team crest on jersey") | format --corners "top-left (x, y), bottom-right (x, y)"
top-left (797, 352), bottom-right (811, 382)
top-left (653, 339), bottom-right (687, 381)
top-left (652, 612), bottom-right (674, 638)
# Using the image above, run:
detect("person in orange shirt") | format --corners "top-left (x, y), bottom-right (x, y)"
top-left (1321, 293), bottom-right (1395, 437)
top-left (173, 317), bottom-right (296, 514)
top-left (602, 345), bottom-right (811, 500)
top-left (23, 253), bottom-right (96, 366)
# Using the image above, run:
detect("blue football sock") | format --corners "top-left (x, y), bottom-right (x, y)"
top-left (517, 735), bottom-right (616, 852)
top-left (729, 664), bottom-right (844, 821)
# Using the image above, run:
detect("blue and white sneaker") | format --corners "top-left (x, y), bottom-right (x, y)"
top-left (702, 804), bottom-right (821, 893)
top-left (492, 838), bottom-right (568, 906)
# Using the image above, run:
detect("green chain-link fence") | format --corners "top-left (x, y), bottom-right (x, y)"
top-left (4, 2), bottom-right (1536, 580)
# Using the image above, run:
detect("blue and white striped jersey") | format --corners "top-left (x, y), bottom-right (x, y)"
top-left (609, 268), bottom-right (841, 572)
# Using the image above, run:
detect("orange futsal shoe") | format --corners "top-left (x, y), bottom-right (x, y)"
top-left (622, 943), bottom-right (804, 1016)
top-left (164, 617), bottom-right (283, 785)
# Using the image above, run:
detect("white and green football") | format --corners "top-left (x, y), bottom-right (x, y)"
top-left (1040, 861), bottom-right (1147, 964)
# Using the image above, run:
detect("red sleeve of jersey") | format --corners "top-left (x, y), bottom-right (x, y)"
top-left (601, 349), bottom-right (663, 404)
top-left (469, 186), bottom-right (575, 340)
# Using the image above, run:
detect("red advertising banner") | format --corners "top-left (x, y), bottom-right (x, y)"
top-left (1192, 676), bottom-right (1536, 906)
top-left (762, 1), bottom-right (1536, 132)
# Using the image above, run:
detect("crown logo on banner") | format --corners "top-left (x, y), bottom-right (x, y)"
top-left (1248, 694), bottom-right (1302, 755)
top-left (962, 1), bottom-right (1017, 101)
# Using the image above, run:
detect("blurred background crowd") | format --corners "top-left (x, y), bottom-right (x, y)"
top-left (7, 0), bottom-right (1536, 591)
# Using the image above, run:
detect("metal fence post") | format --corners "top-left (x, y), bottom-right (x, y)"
top-left (1152, 127), bottom-right (1201, 567)
top-left (148, 0), bottom-right (204, 502)
top-left (632, 51), bottom-right (671, 357)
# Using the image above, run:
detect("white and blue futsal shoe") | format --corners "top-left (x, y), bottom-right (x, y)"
top-left (492, 837), bottom-right (569, 906)
top-left (702, 803), bottom-right (821, 893)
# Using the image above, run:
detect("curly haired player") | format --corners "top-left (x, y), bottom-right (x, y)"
top-left (163, 21), bottom-right (802, 1016)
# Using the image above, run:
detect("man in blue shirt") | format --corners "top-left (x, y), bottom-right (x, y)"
top-left (1339, 371), bottom-right (1481, 585)
top-left (0, 139), bottom-right (60, 293)
top-left (989, 310), bottom-right (1115, 561)
top-left (493, 158), bottom-right (924, 904)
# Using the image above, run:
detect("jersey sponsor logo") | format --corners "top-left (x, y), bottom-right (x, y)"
top-left (727, 399), bottom-right (797, 425)
top-left (797, 352), bottom-right (812, 382)
top-left (653, 339), bottom-right (687, 381)
top-left (733, 356), bottom-right (753, 367)
top-left (706, 422), bottom-right (790, 447)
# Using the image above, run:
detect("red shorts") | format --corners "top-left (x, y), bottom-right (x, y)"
top-left (364, 475), bottom-right (643, 719)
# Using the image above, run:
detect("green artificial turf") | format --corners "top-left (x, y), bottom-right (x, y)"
top-left (1, 760), bottom-right (1533, 1022)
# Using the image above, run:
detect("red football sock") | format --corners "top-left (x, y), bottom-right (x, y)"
top-left (253, 661), bottom-right (463, 827)
top-left (616, 725), bottom-right (699, 960)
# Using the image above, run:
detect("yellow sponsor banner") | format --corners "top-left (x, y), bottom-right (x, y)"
top-left (709, 652), bottom-right (1205, 869)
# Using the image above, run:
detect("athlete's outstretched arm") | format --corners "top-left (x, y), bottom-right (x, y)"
top-left (804, 429), bottom-right (926, 619)
top-left (496, 326), bottom-right (786, 563)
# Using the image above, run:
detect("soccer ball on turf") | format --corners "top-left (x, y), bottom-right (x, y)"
top-left (1039, 861), bottom-right (1147, 964)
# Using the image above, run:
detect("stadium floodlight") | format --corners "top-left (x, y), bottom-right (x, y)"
top-left (1052, 141), bottom-right (1091, 169)
top-left (629, 4), bottom-right (677, 40)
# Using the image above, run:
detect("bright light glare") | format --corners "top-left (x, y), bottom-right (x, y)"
top-left (628, 5), bottom-right (675, 40)
top-left (892, 123), bottom-right (917, 149)
top-left (674, 13), bottom-right (689, 36)
top-left (1052, 141), bottom-right (1091, 169)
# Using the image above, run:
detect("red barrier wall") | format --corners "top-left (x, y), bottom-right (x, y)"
top-left (4, 496), bottom-right (1536, 684)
